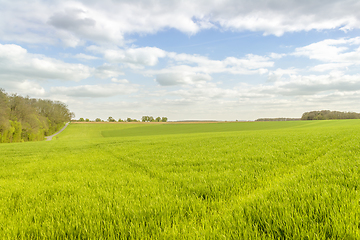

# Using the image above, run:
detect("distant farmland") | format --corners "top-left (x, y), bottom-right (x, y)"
top-left (0, 120), bottom-right (359, 239)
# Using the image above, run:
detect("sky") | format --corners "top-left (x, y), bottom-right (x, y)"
top-left (1, 0), bottom-right (360, 121)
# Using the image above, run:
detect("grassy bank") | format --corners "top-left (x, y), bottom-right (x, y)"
top-left (0, 120), bottom-right (359, 239)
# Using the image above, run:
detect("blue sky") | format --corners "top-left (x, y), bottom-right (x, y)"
top-left (1, 0), bottom-right (360, 121)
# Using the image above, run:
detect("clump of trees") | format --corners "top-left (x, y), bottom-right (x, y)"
top-left (107, 116), bottom-right (116, 122)
top-left (0, 89), bottom-right (73, 143)
top-left (77, 118), bottom-right (90, 122)
top-left (301, 110), bottom-right (360, 120)
top-left (74, 117), bottom-right (144, 122)
top-left (74, 116), bottom-right (168, 123)
top-left (126, 118), bottom-right (140, 122)
top-left (142, 116), bottom-right (168, 122)
top-left (108, 117), bottom-right (139, 122)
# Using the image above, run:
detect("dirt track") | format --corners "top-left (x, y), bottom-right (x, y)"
top-left (45, 122), bottom-right (69, 141)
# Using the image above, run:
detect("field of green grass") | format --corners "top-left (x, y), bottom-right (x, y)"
top-left (0, 120), bottom-right (360, 239)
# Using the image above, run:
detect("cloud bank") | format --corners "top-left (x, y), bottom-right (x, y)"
top-left (2, 0), bottom-right (360, 46)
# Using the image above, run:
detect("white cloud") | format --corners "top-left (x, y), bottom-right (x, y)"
top-left (94, 64), bottom-right (124, 79)
top-left (48, 2), bottom-right (126, 46)
top-left (309, 63), bottom-right (352, 72)
top-left (290, 37), bottom-right (360, 76)
top-left (224, 55), bottom-right (273, 72)
top-left (269, 53), bottom-right (286, 59)
top-left (73, 53), bottom-right (99, 60)
top-left (260, 72), bottom-right (360, 96)
top-left (0, 43), bottom-right (92, 82)
top-left (89, 46), bottom-right (167, 68)
top-left (173, 82), bottom-right (238, 100)
top-left (111, 78), bottom-right (129, 84)
top-left (267, 68), bottom-right (298, 82)
top-left (107, 47), bottom-right (166, 67)
top-left (148, 53), bottom-right (273, 86)
top-left (16, 81), bottom-right (46, 96)
top-left (1, 79), bottom-right (46, 97)
top-left (50, 83), bottom-right (138, 98)
top-left (156, 71), bottom-right (212, 86)
top-left (211, 0), bottom-right (360, 36)
top-left (0, 1), bottom-right (56, 44)
top-left (167, 52), bottom-right (273, 73)
top-left (293, 37), bottom-right (360, 64)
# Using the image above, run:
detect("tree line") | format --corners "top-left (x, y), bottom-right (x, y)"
top-left (301, 110), bottom-right (360, 120)
top-left (141, 116), bottom-right (168, 122)
top-left (0, 89), bottom-right (73, 143)
top-left (255, 110), bottom-right (360, 122)
top-left (75, 116), bottom-right (168, 123)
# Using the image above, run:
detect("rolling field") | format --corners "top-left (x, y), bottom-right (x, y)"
top-left (0, 120), bottom-right (360, 239)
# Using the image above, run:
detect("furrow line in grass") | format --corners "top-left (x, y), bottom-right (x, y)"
top-left (233, 137), bottom-right (345, 206)
top-left (102, 146), bottom-right (170, 184)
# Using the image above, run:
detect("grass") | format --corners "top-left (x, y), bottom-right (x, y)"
top-left (0, 120), bottom-right (360, 239)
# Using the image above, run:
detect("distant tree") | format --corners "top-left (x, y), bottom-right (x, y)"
top-left (79, 118), bottom-right (85, 122)
top-left (107, 116), bottom-right (116, 122)
top-left (85, 118), bottom-right (90, 122)
top-left (118, 118), bottom-right (124, 122)
top-left (126, 118), bottom-right (139, 122)
top-left (95, 118), bottom-right (102, 122)
top-left (155, 117), bottom-right (161, 122)
top-left (161, 117), bottom-right (168, 122)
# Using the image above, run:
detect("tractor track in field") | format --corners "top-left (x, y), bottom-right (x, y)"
top-left (45, 122), bottom-right (69, 141)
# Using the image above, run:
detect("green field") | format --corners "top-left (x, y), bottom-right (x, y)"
top-left (1, 120), bottom-right (360, 239)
